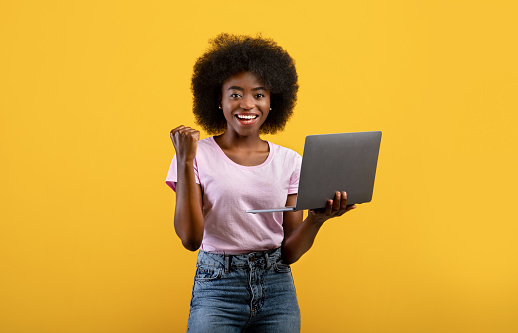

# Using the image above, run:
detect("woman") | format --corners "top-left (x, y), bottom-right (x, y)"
top-left (166, 33), bottom-right (356, 332)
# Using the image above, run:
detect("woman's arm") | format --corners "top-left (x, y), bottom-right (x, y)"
top-left (170, 126), bottom-right (204, 251)
top-left (281, 191), bottom-right (356, 264)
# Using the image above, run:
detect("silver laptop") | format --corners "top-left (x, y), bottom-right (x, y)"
top-left (245, 131), bottom-right (382, 214)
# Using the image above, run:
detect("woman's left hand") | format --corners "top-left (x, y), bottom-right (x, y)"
top-left (309, 191), bottom-right (356, 224)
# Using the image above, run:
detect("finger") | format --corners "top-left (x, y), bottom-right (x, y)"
top-left (184, 128), bottom-right (199, 140)
top-left (337, 204), bottom-right (356, 215)
top-left (171, 126), bottom-right (188, 139)
top-left (177, 127), bottom-right (193, 135)
top-left (170, 129), bottom-right (182, 145)
top-left (176, 128), bottom-right (196, 141)
top-left (174, 129), bottom-right (184, 142)
top-left (179, 127), bottom-right (197, 135)
top-left (180, 129), bottom-right (200, 143)
top-left (335, 203), bottom-right (356, 216)
top-left (325, 199), bottom-right (333, 215)
top-left (171, 125), bottom-right (185, 136)
top-left (171, 125), bottom-right (185, 132)
top-left (332, 191), bottom-right (341, 211)
top-left (170, 126), bottom-right (197, 148)
top-left (341, 191), bottom-right (348, 209)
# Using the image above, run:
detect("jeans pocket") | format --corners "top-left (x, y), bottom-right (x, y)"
top-left (274, 261), bottom-right (291, 273)
top-left (194, 265), bottom-right (222, 282)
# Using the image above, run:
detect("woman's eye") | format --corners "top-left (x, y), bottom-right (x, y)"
top-left (230, 93), bottom-right (241, 98)
top-left (256, 94), bottom-right (265, 98)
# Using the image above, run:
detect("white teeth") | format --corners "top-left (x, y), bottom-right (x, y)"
top-left (237, 114), bottom-right (257, 120)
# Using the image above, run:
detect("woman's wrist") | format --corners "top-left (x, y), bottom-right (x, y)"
top-left (306, 212), bottom-right (327, 228)
top-left (176, 157), bottom-right (195, 168)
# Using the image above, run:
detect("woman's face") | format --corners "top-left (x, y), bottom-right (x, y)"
top-left (220, 71), bottom-right (270, 137)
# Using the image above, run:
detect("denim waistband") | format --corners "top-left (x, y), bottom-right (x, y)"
top-left (197, 247), bottom-right (282, 273)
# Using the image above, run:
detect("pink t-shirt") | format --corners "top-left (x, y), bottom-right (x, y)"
top-left (166, 136), bottom-right (302, 254)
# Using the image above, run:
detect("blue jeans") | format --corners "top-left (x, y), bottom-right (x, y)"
top-left (186, 247), bottom-right (300, 333)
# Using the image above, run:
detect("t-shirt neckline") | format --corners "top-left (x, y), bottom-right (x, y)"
top-left (208, 136), bottom-right (274, 169)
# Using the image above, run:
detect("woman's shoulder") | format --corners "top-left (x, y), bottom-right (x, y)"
top-left (197, 136), bottom-right (218, 151)
top-left (268, 141), bottom-right (302, 161)
top-left (194, 136), bottom-right (223, 162)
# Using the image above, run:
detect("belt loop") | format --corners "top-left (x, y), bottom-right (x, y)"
top-left (265, 252), bottom-right (270, 269)
top-left (224, 255), bottom-right (231, 273)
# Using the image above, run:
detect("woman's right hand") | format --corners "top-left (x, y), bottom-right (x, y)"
top-left (170, 126), bottom-right (204, 251)
top-left (170, 125), bottom-right (200, 163)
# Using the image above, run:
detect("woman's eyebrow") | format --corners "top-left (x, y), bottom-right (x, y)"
top-left (227, 86), bottom-right (267, 91)
top-left (227, 86), bottom-right (244, 91)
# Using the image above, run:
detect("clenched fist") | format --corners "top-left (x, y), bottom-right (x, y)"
top-left (170, 125), bottom-right (200, 163)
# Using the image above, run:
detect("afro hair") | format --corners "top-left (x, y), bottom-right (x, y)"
top-left (191, 33), bottom-right (299, 134)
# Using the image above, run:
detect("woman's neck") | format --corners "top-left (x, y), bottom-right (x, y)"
top-left (214, 131), bottom-right (267, 152)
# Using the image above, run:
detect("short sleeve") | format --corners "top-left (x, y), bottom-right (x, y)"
top-left (165, 155), bottom-right (200, 192)
top-left (287, 153), bottom-right (302, 195)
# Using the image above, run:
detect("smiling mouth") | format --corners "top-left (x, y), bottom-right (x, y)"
top-left (236, 114), bottom-right (259, 120)
top-left (235, 114), bottom-right (259, 125)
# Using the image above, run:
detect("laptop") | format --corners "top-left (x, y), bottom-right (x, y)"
top-left (245, 131), bottom-right (382, 214)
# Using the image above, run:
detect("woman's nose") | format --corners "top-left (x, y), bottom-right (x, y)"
top-left (240, 96), bottom-right (255, 109)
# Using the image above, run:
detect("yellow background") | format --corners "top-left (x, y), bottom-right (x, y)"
top-left (1, 1), bottom-right (517, 332)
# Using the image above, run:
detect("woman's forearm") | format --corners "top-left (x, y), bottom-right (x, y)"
top-left (174, 160), bottom-right (204, 251)
top-left (281, 214), bottom-right (325, 264)
top-left (282, 192), bottom-right (356, 264)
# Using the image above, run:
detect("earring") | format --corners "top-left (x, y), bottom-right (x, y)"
top-left (218, 106), bottom-right (222, 109)
top-left (269, 108), bottom-right (272, 111)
